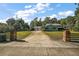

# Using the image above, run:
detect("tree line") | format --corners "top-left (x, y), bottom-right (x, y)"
top-left (0, 18), bottom-right (30, 33)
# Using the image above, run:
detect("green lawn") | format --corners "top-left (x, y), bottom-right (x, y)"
top-left (6, 31), bottom-right (31, 40)
top-left (44, 31), bottom-right (79, 40)
top-left (17, 31), bottom-right (31, 39)
top-left (44, 31), bottom-right (63, 40)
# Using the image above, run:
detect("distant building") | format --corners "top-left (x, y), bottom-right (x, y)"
top-left (34, 26), bottom-right (42, 31)
top-left (33, 24), bottom-right (66, 31)
top-left (44, 24), bottom-right (64, 31)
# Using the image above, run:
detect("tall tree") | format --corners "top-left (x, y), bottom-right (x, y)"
top-left (23, 23), bottom-right (29, 31)
top-left (73, 21), bottom-right (79, 31)
top-left (60, 18), bottom-right (67, 26)
top-left (43, 17), bottom-right (50, 25)
top-left (50, 18), bottom-right (58, 24)
top-left (75, 7), bottom-right (79, 16)
top-left (30, 17), bottom-right (38, 30)
top-left (37, 18), bottom-right (42, 26)
top-left (6, 18), bottom-right (15, 31)
top-left (65, 16), bottom-right (75, 30)
top-left (15, 18), bottom-right (25, 31)
top-left (72, 3), bottom-right (79, 31)
top-left (30, 21), bottom-right (35, 30)
top-left (6, 17), bottom-right (30, 40)
top-left (6, 18), bottom-right (17, 41)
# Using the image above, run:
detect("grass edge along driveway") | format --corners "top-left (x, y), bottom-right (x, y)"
top-left (6, 31), bottom-right (31, 40)
top-left (44, 31), bottom-right (63, 40)
top-left (44, 31), bottom-right (79, 41)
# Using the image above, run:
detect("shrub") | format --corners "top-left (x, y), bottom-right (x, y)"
top-left (0, 33), bottom-right (6, 42)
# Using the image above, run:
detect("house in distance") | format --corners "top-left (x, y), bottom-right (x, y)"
top-left (44, 24), bottom-right (64, 31)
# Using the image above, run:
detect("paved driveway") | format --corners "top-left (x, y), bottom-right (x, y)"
top-left (0, 31), bottom-right (79, 56)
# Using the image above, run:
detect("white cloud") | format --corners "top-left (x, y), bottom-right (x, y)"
top-left (58, 10), bottom-right (74, 17)
top-left (40, 10), bottom-right (45, 13)
top-left (14, 3), bottom-right (50, 22)
top-left (35, 3), bottom-right (50, 11)
top-left (14, 3), bottom-right (50, 23)
top-left (15, 8), bottom-right (37, 19)
top-left (50, 14), bottom-right (57, 18)
top-left (0, 17), bottom-right (11, 23)
top-left (49, 10), bottom-right (74, 19)
top-left (0, 3), bottom-right (50, 23)
top-left (24, 5), bottom-right (32, 8)
top-left (23, 18), bottom-right (32, 24)
top-left (0, 19), bottom-right (6, 23)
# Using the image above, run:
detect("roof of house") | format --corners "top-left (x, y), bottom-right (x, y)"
top-left (45, 24), bottom-right (62, 26)
top-left (45, 24), bottom-right (63, 28)
top-left (34, 26), bottom-right (41, 28)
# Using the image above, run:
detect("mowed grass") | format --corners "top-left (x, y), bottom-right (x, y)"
top-left (44, 31), bottom-right (63, 40)
top-left (44, 31), bottom-right (79, 40)
top-left (6, 31), bottom-right (31, 40)
top-left (17, 31), bottom-right (31, 39)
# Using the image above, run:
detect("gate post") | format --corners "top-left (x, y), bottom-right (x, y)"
top-left (10, 31), bottom-right (17, 41)
top-left (63, 30), bottom-right (71, 42)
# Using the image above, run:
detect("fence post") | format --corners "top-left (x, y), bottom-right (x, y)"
top-left (63, 30), bottom-right (71, 42)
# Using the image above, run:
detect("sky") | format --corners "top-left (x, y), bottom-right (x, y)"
top-left (0, 3), bottom-right (77, 23)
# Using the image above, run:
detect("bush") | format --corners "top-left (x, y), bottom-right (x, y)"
top-left (0, 23), bottom-right (8, 33)
top-left (73, 21), bottom-right (79, 31)
top-left (17, 31), bottom-right (31, 39)
top-left (0, 33), bottom-right (6, 42)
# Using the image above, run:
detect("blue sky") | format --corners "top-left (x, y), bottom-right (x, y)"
top-left (0, 3), bottom-right (77, 23)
